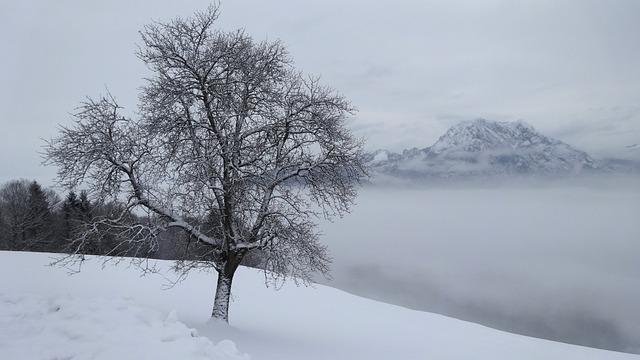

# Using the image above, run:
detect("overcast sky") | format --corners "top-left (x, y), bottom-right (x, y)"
top-left (1, 0), bottom-right (639, 185)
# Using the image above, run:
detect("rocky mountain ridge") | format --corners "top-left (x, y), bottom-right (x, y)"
top-left (366, 119), bottom-right (636, 181)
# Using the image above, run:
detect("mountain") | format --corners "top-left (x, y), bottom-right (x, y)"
top-left (366, 119), bottom-right (624, 180)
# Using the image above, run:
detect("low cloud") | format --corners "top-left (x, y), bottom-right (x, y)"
top-left (317, 178), bottom-right (640, 353)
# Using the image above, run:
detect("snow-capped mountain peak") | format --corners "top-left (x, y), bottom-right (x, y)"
top-left (366, 119), bottom-right (608, 180)
top-left (429, 118), bottom-right (552, 154)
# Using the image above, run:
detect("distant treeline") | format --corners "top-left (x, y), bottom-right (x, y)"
top-left (0, 179), bottom-right (264, 266)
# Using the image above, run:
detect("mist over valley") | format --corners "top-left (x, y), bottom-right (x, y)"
top-left (317, 176), bottom-right (640, 353)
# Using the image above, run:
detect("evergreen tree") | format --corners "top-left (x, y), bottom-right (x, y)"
top-left (25, 181), bottom-right (54, 251)
top-left (78, 191), bottom-right (92, 221)
top-left (61, 190), bottom-right (94, 253)
top-left (62, 191), bottom-right (80, 241)
top-left (0, 206), bottom-right (5, 250)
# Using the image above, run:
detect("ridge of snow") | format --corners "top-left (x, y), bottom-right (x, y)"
top-left (429, 118), bottom-right (555, 154)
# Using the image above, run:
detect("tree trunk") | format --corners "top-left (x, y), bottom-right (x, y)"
top-left (211, 270), bottom-right (233, 322)
top-left (211, 253), bottom-right (243, 322)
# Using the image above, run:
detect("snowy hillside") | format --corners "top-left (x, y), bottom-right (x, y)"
top-left (366, 119), bottom-right (611, 180)
top-left (1, 251), bottom-right (638, 360)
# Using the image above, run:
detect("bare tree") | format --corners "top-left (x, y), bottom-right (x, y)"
top-left (44, 4), bottom-right (367, 323)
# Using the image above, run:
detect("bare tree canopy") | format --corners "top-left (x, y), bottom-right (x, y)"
top-left (44, 4), bottom-right (367, 322)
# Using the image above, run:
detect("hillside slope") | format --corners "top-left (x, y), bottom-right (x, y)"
top-left (1, 251), bottom-right (638, 360)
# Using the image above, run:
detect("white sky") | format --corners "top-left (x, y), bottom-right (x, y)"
top-left (1, 0), bottom-right (639, 186)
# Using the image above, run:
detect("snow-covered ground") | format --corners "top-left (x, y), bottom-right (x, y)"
top-left (1, 251), bottom-right (638, 360)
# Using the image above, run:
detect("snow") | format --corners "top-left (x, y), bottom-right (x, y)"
top-left (0, 293), bottom-right (248, 360)
top-left (371, 150), bottom-right (389, 163)
top-left (1, 251), bottom-right (639, 360)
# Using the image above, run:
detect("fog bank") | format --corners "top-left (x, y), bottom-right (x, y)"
top-left (317, 177), bottom-right (640, 353)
